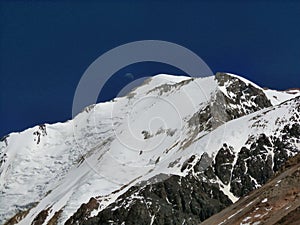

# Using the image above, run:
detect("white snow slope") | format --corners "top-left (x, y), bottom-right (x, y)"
top-left (0, 73), bottom-right (299, 224)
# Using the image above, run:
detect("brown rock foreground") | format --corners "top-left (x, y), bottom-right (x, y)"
top-left (201, 153), bottom-right (300, 225)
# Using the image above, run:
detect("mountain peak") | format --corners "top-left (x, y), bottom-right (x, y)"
top-left (215, 72), bottom-right (262, 90)
top-left (1, 73), bottom-right (299, 225)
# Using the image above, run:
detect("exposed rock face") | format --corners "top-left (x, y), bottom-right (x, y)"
top-left (213, 144), bottom-right (235, 185)
top-left (3, 203), bottom-right (37, 225)
top-left (201, 153), bottom-right (300, 225)
top-left (79, 175), bottom-right (232, 225)
top-left (32, 207), bottom-right (50, 225)
top-left (188, 72), bottom-right (272, 136)
top-left (215, 72), bottom-right (272, 117)
top-left (65, 198), bottom-right (99, 225)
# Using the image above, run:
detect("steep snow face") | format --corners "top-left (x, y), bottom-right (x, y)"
top-left (0, 74), bottom-right (215, 224)
top-left (264, 89), bottom-right (300, 105)
top-left (0, 73), bottom-right (298, 224)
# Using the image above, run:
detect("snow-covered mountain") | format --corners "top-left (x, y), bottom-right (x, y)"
top-left (0, 72), bottom-right (299, 225)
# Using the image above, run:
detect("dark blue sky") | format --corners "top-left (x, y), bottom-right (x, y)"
top-left (0, 0), bottom-right (300, 137)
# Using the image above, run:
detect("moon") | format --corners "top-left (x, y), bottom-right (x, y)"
top-left (125, 72), bottom-right (134, 80)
